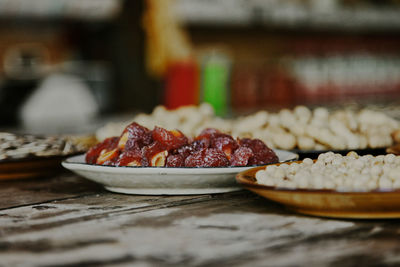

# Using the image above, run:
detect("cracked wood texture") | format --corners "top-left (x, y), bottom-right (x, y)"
top-left (0, 172), bottom-right (400, 267)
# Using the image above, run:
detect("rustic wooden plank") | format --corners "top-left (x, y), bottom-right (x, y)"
top-left (0, 173), bottom-right (103, 210)
top-left (0, 192), bottom-right (214, 238)
top-left (0, 191), bottom-right (399, 266)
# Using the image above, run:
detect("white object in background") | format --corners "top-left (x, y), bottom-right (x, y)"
top-left (20, 73), bottom-right (99, 133)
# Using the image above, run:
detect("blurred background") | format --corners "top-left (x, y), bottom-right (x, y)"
top-left (0, 0), bottom-right (400, 133)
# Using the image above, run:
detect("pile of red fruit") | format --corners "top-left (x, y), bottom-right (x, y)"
top-left (86, 122), bottom-right (279, 167)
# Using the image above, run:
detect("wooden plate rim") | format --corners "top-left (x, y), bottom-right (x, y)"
top-left (236, 161), bottom-right (400, 195)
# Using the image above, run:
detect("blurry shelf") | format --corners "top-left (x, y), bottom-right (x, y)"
top-left (174, 0), bottom-right (400, 32)
top-left (0, 0), bottom-right (121, 21)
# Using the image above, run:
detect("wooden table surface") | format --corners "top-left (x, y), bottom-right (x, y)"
top-left (1, 172), bottom-right (400, 267)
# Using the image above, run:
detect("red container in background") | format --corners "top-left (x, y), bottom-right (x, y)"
top-left (231, 65), bottom-right (260, 110)
top-left (260, 66), bottom-right (296, 109)
top-left (164, 60), bottom-right (199, 109)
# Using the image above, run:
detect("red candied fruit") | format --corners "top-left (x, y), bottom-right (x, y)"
top-left (192, 138), bottom-right (210, 150)
top-left (116, 149), bottom-right (142, 166)
top-left (141, 141), bottom-right (167, 167)
top-left (195, 128), bottom-right (223, 140)
top-left (211, 135), bottom-right (239, 160)
top-left (97, 148), bottom-right (120, 165)
top-left (86, 124), bottom-right (278, 168)
top-left (85, 137), bottom-right (119, 164)
top-left (166, 154), bottom-right (185, 167)
top-left (175, 139), bottom-right (210, 158)
top-left (185, 148), bottom-right (229, 167)
top-left (122, 122), bottom-right (153, 150)
top-left (239, 138), bottom-right (278, 165)
top-left (152, 126), bottom-right (188, 150)
top-left (230, 147), bottom-right (253, 166)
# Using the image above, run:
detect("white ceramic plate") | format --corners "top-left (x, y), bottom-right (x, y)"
top-left (62, 150), bottom-right (298, 195)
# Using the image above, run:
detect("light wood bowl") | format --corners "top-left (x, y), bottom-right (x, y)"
top-left (236, 163), bottom-right (400, 219)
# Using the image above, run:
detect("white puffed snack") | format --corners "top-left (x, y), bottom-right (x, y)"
top-left (96, 104), bottom-right (399, 151)
top-left (255, 152), bottom-right (400, 192)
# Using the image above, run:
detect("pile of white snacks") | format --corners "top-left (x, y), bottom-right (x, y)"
top-left (96, 103), bottom-right (399, 151)
top-left (255, 152), bottom-right (400, 192)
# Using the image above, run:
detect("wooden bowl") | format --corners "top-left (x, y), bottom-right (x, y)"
top-left (236, 163), bottom-right (400, 219)
top-left (0, 156), bottom-right (67, 180)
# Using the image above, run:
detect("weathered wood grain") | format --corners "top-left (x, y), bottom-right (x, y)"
top-left (0, 184), bottom-right (399, 267)
top-left (0, 192), bottom-right (214, 238)
top-left (0, 172), bottom-right (103, 210)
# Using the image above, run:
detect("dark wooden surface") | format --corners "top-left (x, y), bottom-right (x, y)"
top-left (1, 171), bottom-right (400, 267)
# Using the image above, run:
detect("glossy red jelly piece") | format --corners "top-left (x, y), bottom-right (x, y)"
top-left (152, 126), bottom-right (188, 150)
top-left (166, 154), bottom-right (185, 167)
top-left (123, 122), bottom-right (153, 150)
top-left (230, 146), bottom-right (253, 166)
top-left (195, 128), bottom-right (222, 140)
top-left (85, 137), bottom-right (119, 164)
top-left (175, 139), bottom-right (210, 158)
top-left (239, 138), bottom-right (278, 165)
top-left (141, 141), bottom-right (167, 167)
top-left (211, 136), bottom-right (239, 159)
top-left (185, 148), bottom-right (229, 167)
top-left (100, 149), bottom-right (120, 166)
top-left (116, 149), bottom-right (142, 166)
